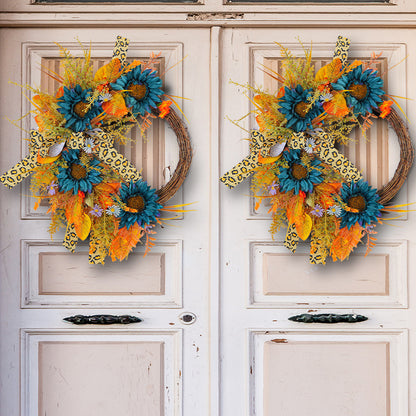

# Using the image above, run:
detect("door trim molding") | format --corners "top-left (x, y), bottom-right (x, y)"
top-left (2, 13), bottom-right (416, 28)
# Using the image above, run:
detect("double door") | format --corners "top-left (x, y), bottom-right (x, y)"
top-left (1, 25), bottom-right (416, 416)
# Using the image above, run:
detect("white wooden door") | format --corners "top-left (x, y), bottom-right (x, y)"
top-left (0, 27), bottom-right (211, 416)
top-left (220, 27), bottom-right (416, 416)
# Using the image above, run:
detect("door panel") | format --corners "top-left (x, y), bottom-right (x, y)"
top-left (38, 341), bottom-right (165, 416)
top-left (24, 330), bottom-right (180, 416)
top-left (253, 331), bottom-right (408, 416)
top-left (220, 27), bottom-right (416, 416)
top-left (22, 239), bottom-right (182, 308)
top-left (249, 240), bottom-right (407, 308)
top-left (0, 27), bottom-right (211, 416)
top-left (263, 342), bottom-right (389, 416)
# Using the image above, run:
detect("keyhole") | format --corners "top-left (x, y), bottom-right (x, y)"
top-left (179, 312), bottom-right (196, 325)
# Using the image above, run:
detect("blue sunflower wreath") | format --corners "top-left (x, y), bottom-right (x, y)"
top-left (221, 36), bottom-right (414, 264)
top-left (0, 36), bottom-right (192, 264)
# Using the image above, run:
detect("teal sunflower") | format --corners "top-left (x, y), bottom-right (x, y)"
top-left (111, 65), bottom-right (164, 117)
top-left (118, 180), bottom-right (163, 230)
top-left (278, 149), bottom-right (324, 194)
top-left (57, 148), bottom-right (103, 194)
top-left (278, 85), bottom-right (322, 132)
top-left (57, 85), bottom-right (102, 132)
top-left (339, 180), bottom-right (383, 229)
top-left (331, 65), bottom-right (384, 116)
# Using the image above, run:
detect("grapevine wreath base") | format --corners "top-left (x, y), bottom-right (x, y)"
top-left (1, 36), bottom-right (192, 264)
top-left (221, 36), bottom-right (413, 264)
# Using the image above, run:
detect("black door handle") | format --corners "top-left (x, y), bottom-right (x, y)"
top-left (63, 314), bottom-right (142, 325)
top-left (289, 313), bottom-right (368, 323)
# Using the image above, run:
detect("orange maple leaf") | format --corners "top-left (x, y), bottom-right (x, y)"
top-left (330, 223), bottom-right (363, 261)
top-left (102, 93), bottom-right (128, 117)
top-left (109, 223), bottom-right (143, 262)
top-left (323, 93), bottom-right (349, 117)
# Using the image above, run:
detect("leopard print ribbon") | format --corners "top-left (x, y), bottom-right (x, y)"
top-left (333, 35), bottom-right (351, 66)
top-left (0, 130), bottom-right (57, 189)
top-left (88, 229), bottom-right (105, 265)
top-left (112, 36), bottom-right (130, 65)
top-left (220, 131), bottom-right (279, 188)
top-left (284, 223), bottom-right (300, 253)
top-left (309, 231), bottom-right (327, 265)
top-left (92, 132), bottom-right (142, 182)
top-left (63, 223), bottom-right (78, 253)
top-left (289, 132), bottom-right (363, 183)
top-left (283, 226), bottom-right (328, 265)
top-left (64, 131), bottom-right (141, 183)
top-left (316, 133), bottom-right (363, 182)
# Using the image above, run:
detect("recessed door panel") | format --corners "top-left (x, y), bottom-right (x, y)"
top-left (39, 341), bottom-right (165, 416)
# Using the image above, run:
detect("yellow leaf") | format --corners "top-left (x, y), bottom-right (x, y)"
top-left (315, 58), bottom-right (342, 84)
top-left (75, 213), bottom-right (91, 241)
top-left (296, 213), bottom-right (312, 241)
top-left (94, 58), bottom-right (121, 83)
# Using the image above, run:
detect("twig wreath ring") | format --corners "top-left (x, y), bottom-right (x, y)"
top-left (221, 36), bottom-right (413, 264)
top-left (1, 36), bottom-right (192, 264)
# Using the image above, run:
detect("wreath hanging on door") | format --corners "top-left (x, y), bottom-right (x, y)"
top-left (0, 36), bottom-right (192, 264)
top-left (221, 36), bottom-right (413, 264)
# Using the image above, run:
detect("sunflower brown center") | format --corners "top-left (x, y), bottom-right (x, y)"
top-left (73, 101), bottom-right (89, 118)
top-left (348, 195), bottom-right (366, 212)
top-left (70, 163), bottom-right (87, 180)
top-left (128, 83), bottom-right (147, 100)
top-left (349, 83), bottom-right (368, 100)
top-left (294, 101), bottom-right (310, 118)
top-left (291, 163), bottom-right (308, 180)
top-left (127, 195), bottom-right (145, 212)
